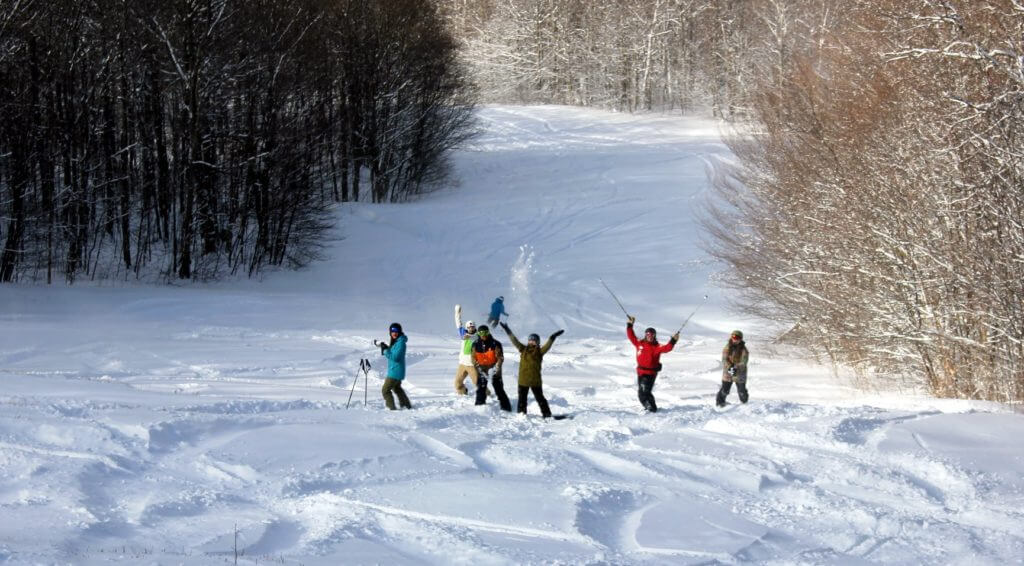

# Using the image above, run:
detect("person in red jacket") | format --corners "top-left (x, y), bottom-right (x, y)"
top-left (626, 315), bottom-right (679, 412)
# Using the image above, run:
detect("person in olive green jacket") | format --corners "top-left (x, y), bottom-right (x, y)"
top-left (499, 322), bottom-right (564, 418)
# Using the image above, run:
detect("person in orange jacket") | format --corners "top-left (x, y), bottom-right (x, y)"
top-left (472, 324), bottom-right (510, 410)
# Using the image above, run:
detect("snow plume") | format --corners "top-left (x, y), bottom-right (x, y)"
top-left (507, 244), bottom-right (536, 328)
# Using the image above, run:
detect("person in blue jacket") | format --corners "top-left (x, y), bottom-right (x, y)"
top-left (487, 296), bottom-right (508, 327)
top-left (379, 322), bottom-right (412, 410)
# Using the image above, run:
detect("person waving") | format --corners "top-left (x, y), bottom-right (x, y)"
top-left (499, 322), bottom-right (563, 418)
top-left (626, 316), bottom-right (678, 413)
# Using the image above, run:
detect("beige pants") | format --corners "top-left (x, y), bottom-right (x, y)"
top-left (454, 364), bottom-right (479, 394)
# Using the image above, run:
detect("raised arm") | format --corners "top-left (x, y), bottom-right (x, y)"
top-left (541, 329), bottom-right (563, 355)
top-left (626, 322), bottom-right (640, 347)
top-left (500, 322), bottom-right (524, 352)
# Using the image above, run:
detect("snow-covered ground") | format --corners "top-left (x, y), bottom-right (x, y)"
top-left (1, 106), bottom-right (1022, 565)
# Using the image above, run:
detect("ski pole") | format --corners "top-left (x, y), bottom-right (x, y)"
top-left (345, 362), bottom-right (361, 409)
top-left (361, 358), bottom-right (370, 407)
top-left (599, 278), bottom-right (630, 317)
top-left (675, 294), bottom-right (709, 334)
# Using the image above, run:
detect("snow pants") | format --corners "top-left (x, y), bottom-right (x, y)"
top-left (476, 366), bottom-right (512, 411)
top-left (382, 378), bottom-right (411, 410)
top-left (716, 380), bottom-right (748, 406)
top-left (454, 364), bottom-right (479, 395)
top-left (517, 385), bottom-right (551, 418)
top-left (638, 373), bottom-right (658, 413)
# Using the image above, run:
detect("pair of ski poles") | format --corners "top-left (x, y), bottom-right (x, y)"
top-left (599, 278), bottom-right (707, 334)
top-left (346, 358), bottom-right (372, 409)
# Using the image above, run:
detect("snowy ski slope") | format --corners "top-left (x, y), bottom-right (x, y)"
top-left (0, 105), bottom-right (1021, 565)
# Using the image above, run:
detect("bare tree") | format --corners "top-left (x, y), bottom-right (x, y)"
top-left (0, 0), bottom-right (476, 282)
top-left (703, 0), bottom-right (1022, 402)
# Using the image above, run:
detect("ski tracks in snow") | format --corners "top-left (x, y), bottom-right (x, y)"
top-left (2, 105), bottom-right (1022, 564)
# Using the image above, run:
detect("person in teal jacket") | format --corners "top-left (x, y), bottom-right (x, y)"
top-left (380, 322), bottom-right (412, 410)
top-left (487, 296), bottom-right (508, 327)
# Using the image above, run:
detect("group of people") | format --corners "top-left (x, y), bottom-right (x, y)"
top-left (375, 298), bottom-right (750, 415)
top-left (454, 315), bottom-right (564, 417)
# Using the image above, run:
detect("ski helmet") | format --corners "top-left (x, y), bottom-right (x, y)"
top-left (528, 333), bottom-right (540, 343)
top-left (465, 320), bottom-right (475, 329)
top-left (478, 324), bottom-right (490, 335)
top-left (389, 322), bottom-right (403, 334)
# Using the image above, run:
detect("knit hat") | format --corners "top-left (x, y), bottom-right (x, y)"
top-left (731, 330), bottom-right (743, 339)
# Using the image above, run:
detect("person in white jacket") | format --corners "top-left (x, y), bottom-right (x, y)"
top-left (453, 305), bottom-right (479, 395)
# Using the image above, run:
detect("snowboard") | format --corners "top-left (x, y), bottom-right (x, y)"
top-left (714, 401), bottom-right (749, 411)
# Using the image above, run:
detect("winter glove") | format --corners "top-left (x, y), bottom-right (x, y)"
top-left (550, 329), bottom-right (565, 340)
top-left (627, 315), bottom-right (636, 325)
top-left (379, 341), bottom-right (388, 355)
top-left (727, 365), bottom-right (736, 377)
top-left (671, 332), bottom-right (680, 343)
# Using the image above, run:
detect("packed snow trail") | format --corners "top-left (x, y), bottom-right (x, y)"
top-left (0, 106), bottom-right (1022, 565)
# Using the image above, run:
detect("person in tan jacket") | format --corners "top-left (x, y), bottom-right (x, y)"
top-left (716, 330), bottom-right (749, 407)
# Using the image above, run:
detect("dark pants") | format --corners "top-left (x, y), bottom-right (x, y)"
top-left (716, 380), bottom-right (748, 406)
top-left (517, 385), bottom-right (551, 417)
top-left (476, 368), bottom-right (512, 411)
top-left (382, 378), bottom-right (411, 410)
top-left (638, 373), bottom-right (658, 412)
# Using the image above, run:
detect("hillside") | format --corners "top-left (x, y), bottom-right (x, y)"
top-left (0, 106), bottom-right (1021, 565)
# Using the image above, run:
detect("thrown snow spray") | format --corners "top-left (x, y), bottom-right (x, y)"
top-left (510, 245), bottom-right (534, 295)
top-left (507, 245), bottom-right (538, 327)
